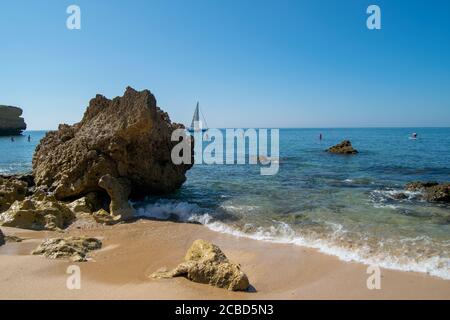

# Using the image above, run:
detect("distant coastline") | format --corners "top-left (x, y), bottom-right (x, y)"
top-left (0, 106), bottom-right (26, 136)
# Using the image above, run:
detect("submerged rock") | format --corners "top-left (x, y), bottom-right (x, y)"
top-left (406, 181), bottom-right (450, 203)
top-left (32, 236), bottom-right (102, 262)
top-left (151, 239), bottom-right (250, 291)
top-left (0, 191), bottom-right (75, 230)
top-left (326, 140), bottom-right (358, 154)
top-left (0, 105), bottom-right (27, 135)
top-left (32, 87), bottom-right (192, 205)
top-left (405, 181), bottom-right (439, 191)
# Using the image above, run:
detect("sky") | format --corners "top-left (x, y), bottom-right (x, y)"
top-left (0, 0), bottom-right (449, 129)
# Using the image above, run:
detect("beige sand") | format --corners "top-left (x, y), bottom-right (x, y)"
top-left (0, 219), bottom-right (449, 300)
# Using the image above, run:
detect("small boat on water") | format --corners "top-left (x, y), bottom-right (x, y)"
top-left (188, 102), bottom-right (208, 132)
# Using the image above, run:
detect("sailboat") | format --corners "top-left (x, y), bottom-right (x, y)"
top-left (188, 102), bottom-right (208, 132)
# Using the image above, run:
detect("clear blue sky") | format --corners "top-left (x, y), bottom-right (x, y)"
top-left (1, 0), bottom-right (449, 129)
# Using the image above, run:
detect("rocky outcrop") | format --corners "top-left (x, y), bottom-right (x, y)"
top-left (0, 175), bottom-right (31, 212)
top-left (92, 208), bottom-right (121, 225)
top-left (66, 192), bottom-right (103, 214)
top-left (326, 140), bottom-right (358, 154)
top-left (0, 105), bottom-right (26, 135)
top-left (32, 87), bottom-right (192, 209)
top-left (151, 239), bottom-right (250, 291)
top-left (32, 237), bottom-right (102, 262)
top-left (98, 174), bottom-right (134, 220)
top-left (405, 182), bottom-right (450, 203)
top-left (0, 190), bottom-right (75, 230)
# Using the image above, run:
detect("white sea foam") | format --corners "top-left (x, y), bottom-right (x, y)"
top-left (219, 204), bottom-right (260, 213)
top-left (371, 189), bottom-right (421, 200)
top-left (134, 200), bottom-right (450, 280)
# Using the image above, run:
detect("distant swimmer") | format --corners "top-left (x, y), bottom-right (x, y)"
top-left (319, 133), bottom-right (323, 141)
top-left (412, 132), bottom-right (418, 139)
top-left (28, 135), bottom-right (31, 142)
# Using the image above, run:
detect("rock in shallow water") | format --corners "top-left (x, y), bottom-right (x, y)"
top-left (405, 181), bottom-right (450, 203)
top-left (32, 236), bottom-right (102, 262)
top-left (151, 239), bottom-right (250, 291)
top-left (326, 140), bottom-right (358, 154)
top-left (32, 87), bottom-right (192, 202)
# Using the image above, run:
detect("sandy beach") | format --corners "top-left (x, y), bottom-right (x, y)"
top-left (0, 219), bottom-right (449, 300)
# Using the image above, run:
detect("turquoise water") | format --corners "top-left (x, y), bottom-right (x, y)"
top-left (136, 128), bottom-right (450, 279)
top-left (1, 129), bottom-right (450, 278)
top-left (0, 131), bottom-right (46, 174)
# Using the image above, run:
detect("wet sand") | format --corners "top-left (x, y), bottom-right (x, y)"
top-left (0, 219), bottom-right (449, 300)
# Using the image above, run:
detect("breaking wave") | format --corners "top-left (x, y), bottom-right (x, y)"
top-left (134, 199), bottom-right (450, 280)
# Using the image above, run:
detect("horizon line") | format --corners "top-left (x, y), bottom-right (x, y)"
top-left (24, 126), bottom-right (450, 131)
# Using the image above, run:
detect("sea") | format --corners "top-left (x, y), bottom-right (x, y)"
top-left (1, 128), bottom-right (450, 279)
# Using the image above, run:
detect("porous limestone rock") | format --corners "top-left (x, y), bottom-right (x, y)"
top-left (98, 174), bottom-right (134, 220)
top-left (92, 208), bottom-right (121, 225)
top-left (151, 239), bottom-right (250, 291)
top-left (0, 191), bottom-right (75, 230)
top-left (405, 182), bottom-right (450, 203)
top-left (0, 105), bottom-right (27, 135)
top-left (66, 192), bottom-right (103, 214)
top-left (0, 175), bottom-right (32, 212)
top-left (326, 140), bottom-right (358, 154)
top-left (32, 236), bottom-right (102, 262)
top-left (32, 87), bottom-right (192, 204)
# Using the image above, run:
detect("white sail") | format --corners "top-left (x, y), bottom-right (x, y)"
top-left (191, 102), bottom-right (200, 129)
top-left (190, 102), bottom-right (207, 131)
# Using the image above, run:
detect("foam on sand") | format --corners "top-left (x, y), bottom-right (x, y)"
top-left (134, 199), bottom-right (450, 280)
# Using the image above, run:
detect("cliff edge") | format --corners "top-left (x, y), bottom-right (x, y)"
top-left (0, 105), bottom-right (27, 135)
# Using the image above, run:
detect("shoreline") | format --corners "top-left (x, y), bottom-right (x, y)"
top-left (1, 219), bottom-right (449, 300)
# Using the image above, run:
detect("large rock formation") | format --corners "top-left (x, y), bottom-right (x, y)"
top-left (32, 237), bottom-right (102, 262)
top-left (405, 182), bottom-right (450, 203)
top-left (32, 87), bottom-right (192, 207)
top-left (151, 239), bottom-right (250, 291)
top-left (326, 140), bottom-right (358, 154)
top-left (0, 106), bottom-right (27, 135)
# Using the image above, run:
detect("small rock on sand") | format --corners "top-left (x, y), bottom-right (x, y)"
top-left (151, 239), bottom-right (250, 291)
top-left (32, 236), bottom-right (102, 262)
